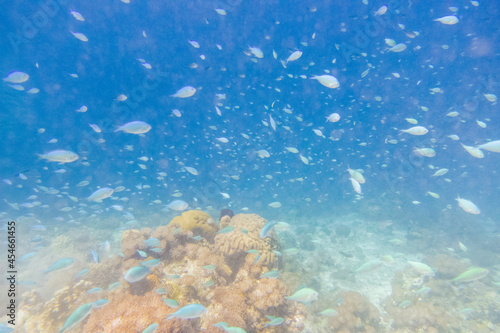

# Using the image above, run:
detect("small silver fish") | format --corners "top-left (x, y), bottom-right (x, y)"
top-left (38, 150), bottom-right (79, 163)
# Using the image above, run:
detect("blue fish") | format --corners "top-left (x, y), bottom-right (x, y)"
top-left (142, 323), bottom-right (159, 333)
top-left (107, 281), bottom-right (121, 291)
top-left (18, 252), bottom-right (37, 263)
top-left (155, 288), bottom-right (167, 295)
top-left (162, 298), bottom-right (179, 308)
top-left (203, 264), bottom-right (216, 271)
top-left (86, 287), bottom-right (102, 294)
top-left (44, 258), bottom-right (75, 274)
top-left (59, 303), bottom-right (93, 332)
top-left (74, 268), bottom-right (90, 279)
top-left (124, 266), bottom-right (150, 283)
top-left (92, 299), bottom-right (110, 308)
top-left (213, 322), bottom-right (247, 333)
top-left (166, 303), bottom-right (207, 320)
top-left (101, 240), bottom-right (111, 252)
top-left (263, 316), bottom-right (284, 328)
top-left (260, 270), bottom-right (279, 279)
top-left (143, 238), bottom-right (160, 247)
top-left (260, 221), bottom-right (277, 239)
top-left (142, 259), bottom-right (161, 268)
top-left (217, 226), bottom-right (235, 234)
top-left (137, 250), bottom-right (148, 258)
top-left (90, 249), bottom-right (99, 263)
top-left (31, 225), bottom-right (47, 231)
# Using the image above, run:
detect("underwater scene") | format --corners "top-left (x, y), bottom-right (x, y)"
top-left (1, 0), bottom-right (499, 332)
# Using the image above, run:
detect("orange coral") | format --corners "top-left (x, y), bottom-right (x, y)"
top-left (82, 291), bottom-right (197, 332)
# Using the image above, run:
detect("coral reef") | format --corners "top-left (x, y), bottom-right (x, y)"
top-left (214, 213), bottom-right (280, 267)
top-left (83, 291), bottom-right (193, 332)
top-left (385, 264), bottom-right (500, 332)
top-left (19, 211), bottom-right (304, 333)
top-left (329, 291), bottom-right (380, 333)
top-left (426, 253), bottom-right (469, 280)
top-left (169, 210), bottom-right (218, 240)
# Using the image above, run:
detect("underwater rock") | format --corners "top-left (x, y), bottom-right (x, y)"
top-left (335, 224), bottom-right (351, 238)
top-left (300, 234), bottom-right (315, 251)
top-left (386, 300), bottom-right (453, 331)
top-left (329, 291), bottom-right (380, 333)
top-left (427, 253), bottom-right (469, 280)
top-left (220, 208), bottom-right (234, 221)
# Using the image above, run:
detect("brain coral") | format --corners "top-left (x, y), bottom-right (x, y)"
top-left (169, 210), bottom-right (218, 240)
top-left (214, 213), bottom-right (279, 267)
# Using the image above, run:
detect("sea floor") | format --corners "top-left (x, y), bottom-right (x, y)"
top-left (2, 208), bottom-right (500, 332)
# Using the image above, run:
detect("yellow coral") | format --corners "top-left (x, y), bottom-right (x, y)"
top-left (169, 210), bottom-right (218, 239)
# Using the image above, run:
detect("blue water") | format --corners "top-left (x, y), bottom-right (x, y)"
top-left (1, 1), bottom-right (499, 332)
